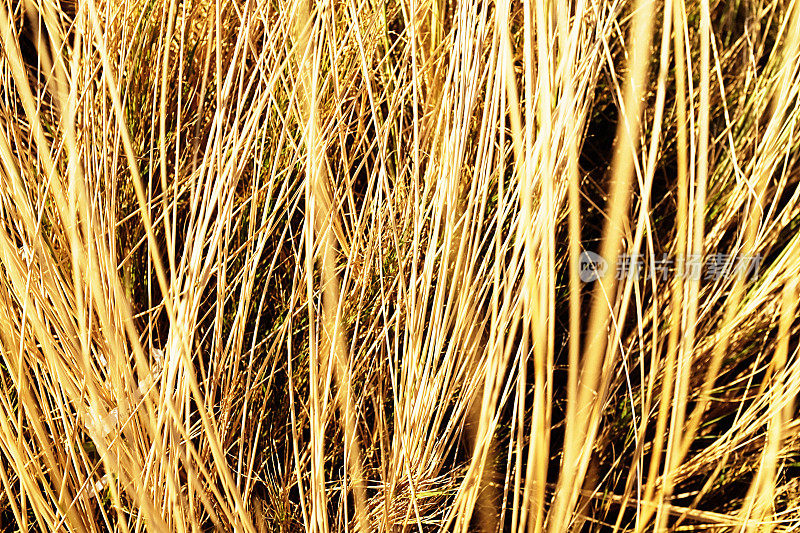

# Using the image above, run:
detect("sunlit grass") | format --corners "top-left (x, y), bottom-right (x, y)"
top-left (0, 0), bottom-right (799, 530)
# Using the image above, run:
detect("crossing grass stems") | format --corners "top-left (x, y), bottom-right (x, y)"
top-left (1, 0), bottom-right (800, 530)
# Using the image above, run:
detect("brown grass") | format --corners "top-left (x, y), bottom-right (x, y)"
top-left (1, 0), bottom-right (800, 530)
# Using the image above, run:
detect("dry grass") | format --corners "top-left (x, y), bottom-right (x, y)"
top-left (1, 0), bottom-right (800, 530)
